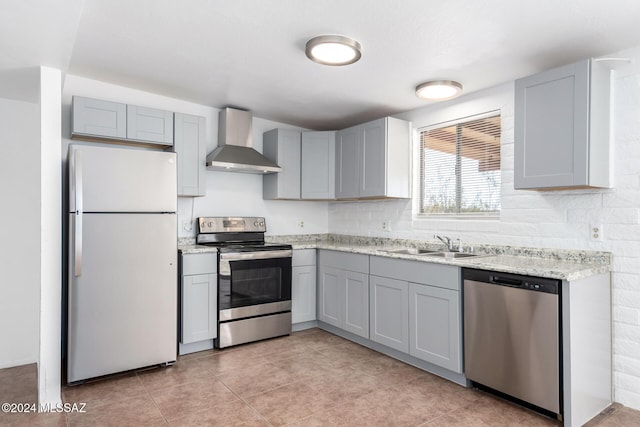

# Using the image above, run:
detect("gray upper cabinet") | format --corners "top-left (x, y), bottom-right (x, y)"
top-left (72, 96), bottom-right (174, 147)
top-left (174, 113), bottom-right (206, 197)
top-left (335, 125), bottom-right (361, 199)
top-left (263, 116), bottom-right (409, 202)
top-left (360, 119), bottom-right (386, 197)
top-left (301, 131), bottom-right (336, 200)
top-left (515, 59), bottom-right (611, 189)
top-left (72, 96), bottom-right (126, 140)
top-left (263, 128), bottom-right (302, 200)
top-left (335, 117), bottom-right (411, 200)
top-left (126, 105), bottom-right (174, 146)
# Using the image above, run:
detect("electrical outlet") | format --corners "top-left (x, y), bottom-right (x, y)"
top-left (298, 220), bottom-right (304, 228)
top-left (590, 223), bottom-right (603, 241)
top-left (382, 220), bottom-right (391, 232)
top-left (182, 220), bottom-right (193, 232)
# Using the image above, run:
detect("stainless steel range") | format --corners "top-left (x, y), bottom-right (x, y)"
top-left (197, 217), bottom-right (292, 348)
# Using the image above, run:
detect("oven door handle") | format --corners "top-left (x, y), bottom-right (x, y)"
top-left (220, 249), bottom-right (293, 262)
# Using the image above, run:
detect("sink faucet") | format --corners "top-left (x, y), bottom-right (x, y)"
top-left (434, 234), bottom-right (454, 251)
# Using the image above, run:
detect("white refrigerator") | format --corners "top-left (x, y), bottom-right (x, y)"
top-left (67, 144), bottom-right (177, 384)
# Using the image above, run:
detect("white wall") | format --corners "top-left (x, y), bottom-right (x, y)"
top-left (61, 75), bottom-right (329, 238)
top-left (39, 66), bottom-right (62, 406)
top-left (0, 76), bottom-right (41, 368)
top-left (177, 116), bottom-right (329, 237)
top-left (328, 46), bottom-right (640, 409)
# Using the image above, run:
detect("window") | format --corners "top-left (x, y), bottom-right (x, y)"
top-left (418, 112), bottom-right (501, 216)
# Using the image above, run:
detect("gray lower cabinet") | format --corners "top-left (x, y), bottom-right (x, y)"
top-left (318, 265), bottom-right (342, 327)
top-left (515, 59), bottom-right (611, 189)
top-left (292, 249), bottom-right (317, 324)
top-left (343, 270), bottom-right (369, 337)
top-left (369, 275), bottom-right (409, 352)
top-left (180, 252), bottom-right (217, 352)
top-left (182, 273), bottom-right (217, 343)
top-left (409, 283), bottom-right (461, 372)
top-left (317, 250), bottom-right (369, 338)
top-left (263, 128), bottom-right (302, 199)
top-left (174, 113), bottom-right (206, 197)
top-left (369, 256), bottom-right (462, 373)
top-left (301, 131), bottom-right (336, 199)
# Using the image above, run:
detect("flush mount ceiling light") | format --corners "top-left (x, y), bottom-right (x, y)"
top-left (305, 35), bottom-right (362, 66)
top-left (415, 80), bottom-right (463, 101)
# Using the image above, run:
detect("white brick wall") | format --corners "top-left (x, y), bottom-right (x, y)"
top-left (328, 45), bottom-right (640, 410)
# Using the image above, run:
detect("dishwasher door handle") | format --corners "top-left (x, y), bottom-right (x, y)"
top-left (489, 275), bottom-right (522, 287)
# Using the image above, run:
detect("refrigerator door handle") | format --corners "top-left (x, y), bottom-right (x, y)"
top-left (74, 150), bottom-right (83, 276)
top-left (74, 213), bottom-right (82, 276)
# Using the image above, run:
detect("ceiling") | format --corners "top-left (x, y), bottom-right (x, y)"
top-left (2, 0), bottom-right (640, 129)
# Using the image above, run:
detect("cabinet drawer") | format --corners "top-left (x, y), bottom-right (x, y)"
top-left (370, 256), bottom-right (459, 291)
top-left (318, 250), bottom-right (368, 273)
top-left (292, 249), bottom-right (316, 266)
top-left (182, 252), bottom-right (217, 275)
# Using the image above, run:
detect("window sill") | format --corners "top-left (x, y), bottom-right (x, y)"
top-left (414, 213), bottom-right (500, 221)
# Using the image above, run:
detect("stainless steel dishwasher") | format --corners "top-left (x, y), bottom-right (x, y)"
top-left (463, 268), bottom-right (561, 417)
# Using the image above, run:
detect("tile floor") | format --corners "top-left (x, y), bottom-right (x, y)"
top-left (1, 328), bottom-right (639, 426)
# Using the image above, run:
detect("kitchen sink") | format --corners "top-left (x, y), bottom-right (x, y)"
top-left (383, 248), bottom-right (439, 255)
top-left (423, 252), bottom-right (480, 259)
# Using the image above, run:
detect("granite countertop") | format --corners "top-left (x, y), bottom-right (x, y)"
top-left (267, 234), bottom-right (611, 282)
top-left (177, 238), bottom-right (218, 254)
top-left (178, 234), bottom-right (611, 281)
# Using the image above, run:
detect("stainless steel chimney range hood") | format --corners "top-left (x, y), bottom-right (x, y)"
top-left (206, 107), bottom-right (282, 174)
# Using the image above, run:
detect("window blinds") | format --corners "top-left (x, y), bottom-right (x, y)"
top-left (419, 113), bottom-right (501, 215)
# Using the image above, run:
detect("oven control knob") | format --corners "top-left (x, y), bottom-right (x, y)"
top-left (253, 221), bottom-right (259, 226)
top-left (259, 221), bottom-right (265, 227)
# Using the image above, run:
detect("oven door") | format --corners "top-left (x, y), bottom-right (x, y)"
top-left (218, 250), bottom-right (292, 321)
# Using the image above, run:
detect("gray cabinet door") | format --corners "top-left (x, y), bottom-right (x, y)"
top-left (360, 118), bottom-right (386, 197)
top-left (515, 60), bottom-right (589, 189)
top-left (174, 113), bottom-right (206, 197)
top-left (72, 96), bottom-right (126, 139)
top-left (182, 273), bottom-right (217, 344)
top-left (292, 265), bottom-right (317, 324)
top-left (301, 131), bottom-right (336, 199)
top-left (335, 125), bottom-right (360, 199)
top-left (343, 270), bottom-right (369, 338)
top-left (126, 105), bottom-right (174, 145)
top-left (370, 275), bottom-right (409, 352)
top-left (409, 283), bottom-right (461, 373)
top-left (263, 129), bottom-right (301, 199)
top-left (318, 265), bottom-right (342, 327)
